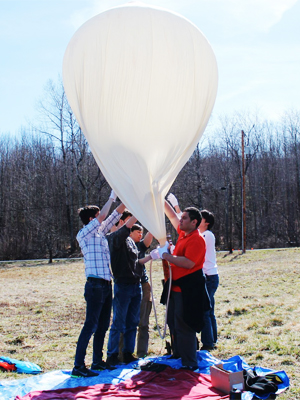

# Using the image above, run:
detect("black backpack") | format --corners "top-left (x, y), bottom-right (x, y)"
top-left (243, 369), bottom-right (278, 396)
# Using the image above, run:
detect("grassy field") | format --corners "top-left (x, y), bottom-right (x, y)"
top-left (0, 248), bottom-right (299, 399)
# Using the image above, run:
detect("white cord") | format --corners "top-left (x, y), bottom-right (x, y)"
top-left (149, 258), bottom-right (172, 340)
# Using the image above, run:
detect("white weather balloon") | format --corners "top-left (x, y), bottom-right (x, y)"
top-left (63, 3), bottom-right (218, 244)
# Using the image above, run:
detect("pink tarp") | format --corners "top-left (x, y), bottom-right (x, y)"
top-left (16, 367), bottom-right (228, 400)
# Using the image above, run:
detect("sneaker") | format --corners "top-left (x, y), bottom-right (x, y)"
top-left (71, 365), bottom-right (99, 378)
top-left (106, 353), bottom-right (120, 366)
top-left (91, 360), bottom-right (117, 371)
top-left (122, 352), bottom-right (139, 364)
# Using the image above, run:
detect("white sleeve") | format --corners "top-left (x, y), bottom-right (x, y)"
top-left (203, 230), bottom-right (217, 274)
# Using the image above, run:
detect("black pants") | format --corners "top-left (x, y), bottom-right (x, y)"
top-left (167, 291), bottom-right (197, 367)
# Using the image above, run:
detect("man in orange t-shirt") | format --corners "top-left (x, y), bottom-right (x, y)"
top-left (160, 201), bottom-right (206, 370)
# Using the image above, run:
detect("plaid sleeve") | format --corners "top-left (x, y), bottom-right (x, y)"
top-left (99, 210), bottom-right (121, 235)
top-left (76, 218), bottom-right (101, 245)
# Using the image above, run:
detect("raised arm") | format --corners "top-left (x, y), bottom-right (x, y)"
top-left (143, 232), bottom-right (153, 248)
top-left (108, 214), bottom-right (137, 249)
top-left (126, 215), bottom-right (138, 229)
top-left (97, 190), bottom-right (117, 223)
top-left (164, 200), bottom-right (180, 230)
top-left (167, 193), bottom-right (182, 215)
top-left (115, 202), bottom-right (126, 215)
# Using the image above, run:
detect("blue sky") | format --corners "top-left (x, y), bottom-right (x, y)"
top-left (1, 0), bottom-right (300, 135)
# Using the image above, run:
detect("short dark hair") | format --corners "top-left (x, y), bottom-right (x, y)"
top-left (183, 207), bottom-right (202, 228)
top-left (120, 210), bottom-right (132, 221)
top-left (78, 205), bottom-right (99, 225)
top-left (115, 210), bottom-right (133, 226)
top-left (201, 209), bottom-right (215, 230)
top-left (131, 224), bottom-right (143, 232)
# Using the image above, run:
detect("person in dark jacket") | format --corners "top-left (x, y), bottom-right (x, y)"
top-left (106, 213), bottom-right (154, 365)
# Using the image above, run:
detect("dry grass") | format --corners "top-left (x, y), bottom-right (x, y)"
top-left (215, 248), bottom-right (300, 399)
top-left (0, 249), bottom-right (299, 399)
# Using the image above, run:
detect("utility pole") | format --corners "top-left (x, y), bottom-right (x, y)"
top-left (241, 130), bottom-right (246, 253)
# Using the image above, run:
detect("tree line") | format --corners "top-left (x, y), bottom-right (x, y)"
top-left (0, 80), bottom-right (299, 261)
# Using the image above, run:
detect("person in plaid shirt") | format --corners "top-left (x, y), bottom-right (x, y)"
top-left (72, 191), bottom-right (126, 378)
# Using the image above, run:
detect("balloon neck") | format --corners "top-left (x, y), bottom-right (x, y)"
top-left (158, 238), bottom-right (167, 247)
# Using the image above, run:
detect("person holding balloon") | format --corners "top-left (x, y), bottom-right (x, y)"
top-left (198, 210), bottom-right (219, 351)
top-left (167, 193), bottom-right (183, 218)
top-left (130, 226), bottom-right (154, 358)
top-left (72, 191), bottom-right (126, 378)
top-left (159, 201), bottom-right (210, 370)
top-left (167, 194), bottom-right (219, 351)
top-left (117, 225), bottom-right (154, 360)
top-left (106, 212), bottom-right (157, 366)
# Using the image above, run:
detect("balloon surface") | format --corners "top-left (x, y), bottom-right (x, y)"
top-left (63, 3), bottom-right (218, 244)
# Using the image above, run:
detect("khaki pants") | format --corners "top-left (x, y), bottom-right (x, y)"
top-left (136, 282), bottom-right (152, 358)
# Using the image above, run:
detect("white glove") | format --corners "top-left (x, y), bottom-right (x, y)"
top-left (176, 212), bottom-right (182, 219)
top-left (150, 249), bottom-right (160, 260)
top-left (109, 189), bottom-right (117, 201)
top-left (158, 241), bottom-right (170, 259)
top-left (170, 244), bottom-right (175, 254)
top-left (167, 193), bottom-right (179, 208)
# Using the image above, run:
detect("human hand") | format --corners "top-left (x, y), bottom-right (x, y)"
top-left (150, 249), bottom-right (160, 260)
top-left (167, 193), bottom-right (178, 208)
top-left (158, 241), bottom-right (170, 259)
top-left (109, 189), bottom-right (117, 201)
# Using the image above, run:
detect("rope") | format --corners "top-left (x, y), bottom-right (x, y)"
top-left (149, 258), bottom-right (172, 340)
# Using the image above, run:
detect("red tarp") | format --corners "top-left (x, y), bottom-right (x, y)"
top-left (16, 367), bottom-right (229, 400)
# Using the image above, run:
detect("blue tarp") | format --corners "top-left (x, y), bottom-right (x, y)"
top-left (0, 357), bottom-right (42, 375)
top-left (0, 352), bottom-right (289, 400)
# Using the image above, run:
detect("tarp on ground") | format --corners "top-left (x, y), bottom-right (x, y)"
top-left (16, 368), bottom-right (229, 400)
top-left (0, 352), bottom-right (289, 400)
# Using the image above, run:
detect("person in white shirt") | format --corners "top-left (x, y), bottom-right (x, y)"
top-left (198, 210), bottom-right (219, 351)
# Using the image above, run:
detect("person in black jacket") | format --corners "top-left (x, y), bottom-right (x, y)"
top-left (106, 213), bottom-right (154, 365)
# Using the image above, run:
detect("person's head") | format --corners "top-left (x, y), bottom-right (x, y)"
top-left (180, 207), bottom-right (202, 233)
top-left (78, 205), bottom-right (100, 225)
top-left (130, 224), bottom-right (143, 243)
top-left (200, 209), bottom-right (215, 231)
top-left (116, 210), bottom-right (132, 227)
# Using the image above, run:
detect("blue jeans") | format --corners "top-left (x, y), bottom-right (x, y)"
top-left (201, 274), bottom-right (219, 347)
top-left (107, 282), bottom-right (142, 356)
top-left (74, 279), bottom-right (112, 367)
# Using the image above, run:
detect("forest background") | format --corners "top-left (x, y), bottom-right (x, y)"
top-left (1, 79), bottom-right (300, 261)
